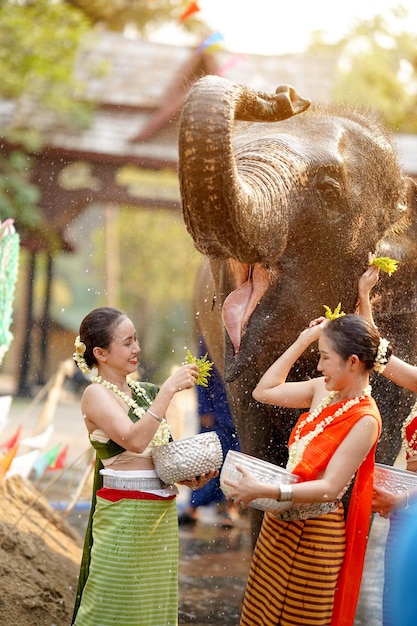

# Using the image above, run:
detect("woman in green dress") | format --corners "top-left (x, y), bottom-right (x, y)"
top-left (71, 306), bottom-right (216, 626)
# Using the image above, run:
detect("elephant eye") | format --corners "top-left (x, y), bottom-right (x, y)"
top-left (316, 174), bottom-right (342, 210)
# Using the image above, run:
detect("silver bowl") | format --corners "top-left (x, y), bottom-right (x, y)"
top-left (152, 431), bottom-right (223, 484)
top-left (374, 463), bottom-right (417, 493)
top-left (220, 450), bottom-right (299, 513)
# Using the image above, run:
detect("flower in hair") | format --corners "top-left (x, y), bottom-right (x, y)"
top-left (73, 335), bottom-right (91, 374)
top-left (374, 337), bottom-right (390, 373)
top-left (323, 303), bottom-right (346, 321)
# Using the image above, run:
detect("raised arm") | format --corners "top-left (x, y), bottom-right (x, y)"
top-left (357, 262), bottom-right (379, 326)
top-left (357, 255), bottom-right (417, 393)
top-left (252, 317), bottom-right (328, 408)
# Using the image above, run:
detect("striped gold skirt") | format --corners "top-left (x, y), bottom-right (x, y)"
top-left (240, 504), bottom-right (346, 626)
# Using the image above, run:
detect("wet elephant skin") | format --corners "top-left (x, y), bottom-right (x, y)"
top-left (179, 75), bottom-right (417, 540)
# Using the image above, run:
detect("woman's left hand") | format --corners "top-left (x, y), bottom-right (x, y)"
top-left (179, 469), bottom-right (218, 489)
top-left (223, 466), bottom-right (263, 509)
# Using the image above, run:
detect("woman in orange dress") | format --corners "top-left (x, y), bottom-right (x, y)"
top-left (224, 313), bottom-right (389, 626)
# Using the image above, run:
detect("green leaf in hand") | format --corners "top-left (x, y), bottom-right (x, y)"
top-left (370, 257), bottom-right (399, 276)
top-left (185, 349), bottom-right (214, 387)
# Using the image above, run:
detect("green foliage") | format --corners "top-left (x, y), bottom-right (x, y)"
top-left (0, 152), bottom-right (40, 225)
top-left (0, 150), bottom-right (60, 249)
top-left (308, 7), bottom-right (417, 132)
top-left (52, 205), bottom-right (203, 382)
top-left (0, 0), bottom-right (93, 139)
top-left (65, 0), bottom-right (205, 35)
top-left (115, 207), bottom-right (202, 380)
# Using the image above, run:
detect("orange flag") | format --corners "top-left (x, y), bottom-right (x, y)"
top-left (0, 445), bottom-right (19, 480)
top-left (179, 1), bottom-right (200, 22)
top-left (0, 424), bottom-right (22, 452)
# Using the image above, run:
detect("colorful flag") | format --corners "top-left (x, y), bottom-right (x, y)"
top-left (198, 31), bottom-right (225, 54)
top-left (179, 1), bottom-right (200, 22)
top-left (0, 424), bottom-right (22, 452)
top-left (0, 445), bottom-right (19, 480)
top-left (32, 443), bottom-right (62, 479)
top-left (47, 444), bottom-right (69, 471)
top-left (217, 53), bottom-right (246, 76)
top-left (6, 450), bottom-right (41, 479)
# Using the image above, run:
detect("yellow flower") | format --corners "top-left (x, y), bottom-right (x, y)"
top-left (323, 303), bottom-right (346, 321)
top-left (185, 349), bottom-right (214, 387)
top-left (369, 257), bottom-right (399, 277)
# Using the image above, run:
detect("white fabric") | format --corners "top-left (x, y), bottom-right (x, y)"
top-left (100, 468), bottom-right (178, 497)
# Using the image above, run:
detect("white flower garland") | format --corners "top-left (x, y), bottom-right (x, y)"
top-left (288, 386), bottom-right (372, 470)
top-left (401, 399), bottom-right (417, 459)
top-left (91, 375), bottom-right (171, 447)
top-left (73, 336), bottom-right (91, 374)
top-left (374, 337), bottom-right (390, 374)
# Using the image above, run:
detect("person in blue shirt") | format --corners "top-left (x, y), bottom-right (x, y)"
top-left (178, 337), bottom-right (241, 528)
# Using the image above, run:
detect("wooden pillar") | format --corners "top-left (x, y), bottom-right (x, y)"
top-left (38, 251), bottom-right (53, 385)
top-left (16, 251), bottom-right (36, 397)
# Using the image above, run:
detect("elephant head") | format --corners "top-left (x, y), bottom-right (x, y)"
top-left (179, 75), bottom-right (417, 536)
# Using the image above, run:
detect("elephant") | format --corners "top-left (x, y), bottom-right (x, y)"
top-left (179, 74), bottom-right (417, 540)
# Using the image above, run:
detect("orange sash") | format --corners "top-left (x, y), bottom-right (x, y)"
top-left (289, 396), bottom-right (381, 626)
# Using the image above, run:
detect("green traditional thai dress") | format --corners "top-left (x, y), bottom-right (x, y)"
top-left (72, 382), bottom-right (179, 626)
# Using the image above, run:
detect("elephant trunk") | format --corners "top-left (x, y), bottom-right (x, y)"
top-left (179, 75), bottom-right (310, 264)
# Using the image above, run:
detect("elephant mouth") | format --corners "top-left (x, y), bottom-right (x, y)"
top-left (222, 260), bottom-right (271, 354)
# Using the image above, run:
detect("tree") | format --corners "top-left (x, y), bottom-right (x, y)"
top-left (65, 0), bottom-right (207, 36)
top-left (309, 6), bottom-right (417, 132)
top-left (0, 0), bottom-right (93, 142)
top-left (52, 204), bottom-right (203, 383)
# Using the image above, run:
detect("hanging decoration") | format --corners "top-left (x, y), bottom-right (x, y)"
top-left (0, 219), bottom-right (20, 366)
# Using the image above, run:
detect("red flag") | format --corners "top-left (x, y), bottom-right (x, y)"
top-left (47, 444), bottom-right (69, 471)
top-left (179, 1), bottom-right (200, 22)
top-left (0, 445), bottom-right (19, 480)
top-left (0, 425), bottom-right (22, 452)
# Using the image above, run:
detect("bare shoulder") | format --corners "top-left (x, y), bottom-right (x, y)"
top-left (81, 382), bottom-right (110, 414)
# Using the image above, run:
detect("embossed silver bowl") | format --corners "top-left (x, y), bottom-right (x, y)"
top-left (152, 431), bottom-right (223, 484)
top-left (374, 463), bottom-right (417, 493)
top-left (220, 450), bottom-right (299, 513)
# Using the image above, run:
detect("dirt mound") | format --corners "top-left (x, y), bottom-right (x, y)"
top-left (0, 475), bottom-right (83, 626)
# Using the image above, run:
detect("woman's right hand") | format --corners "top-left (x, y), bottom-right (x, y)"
top-left (372, 484), bottom-right (400, 518)
top-left (164, 363), bottom-right (199, 394)
top-left (358, 253), bottom-right (380, 297)
top-left (298, 316), bottom-right (329, 345)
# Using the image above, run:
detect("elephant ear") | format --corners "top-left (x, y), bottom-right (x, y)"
top-left (375, 178), bottom-right (417, 262)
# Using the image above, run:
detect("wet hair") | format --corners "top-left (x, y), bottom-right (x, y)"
top-left (79, 307), bottom-right (127, 369)
top-left (323, 314), bottom-right (393, 371)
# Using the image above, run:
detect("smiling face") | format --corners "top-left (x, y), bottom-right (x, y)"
top-left (106, 316), bottom-right (141, 376)
top-left (317, 333), bottom-right (350, 393)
